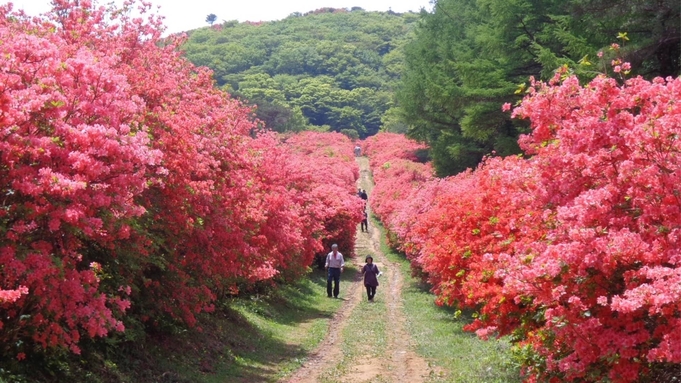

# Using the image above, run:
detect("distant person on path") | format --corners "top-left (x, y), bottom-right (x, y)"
top-left (354, 145), bottom-right (361, 157)
top-left (360, 189), bottom-right (368, 201)
top-left (361, 255), bottom-right (380, 302)
top-left (325, 244), bottom-right (345, 298)
top-left (361, 210), bottom-right (368, 232)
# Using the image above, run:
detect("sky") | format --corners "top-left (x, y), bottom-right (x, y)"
top-left (12, 0), bottom-right (433, 34)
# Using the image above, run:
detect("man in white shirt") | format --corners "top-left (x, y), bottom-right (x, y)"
top-left (325, 244), bottom-right (345, 298)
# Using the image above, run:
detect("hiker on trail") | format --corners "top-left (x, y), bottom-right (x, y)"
top-left (325, 244), bottom-right (345, 298)
top-left (361, 255), bottom-right (380, 302)
top-left (354, 145), bottom-right (361, 157)
top-left (361, 210), bottom-right (368, 232)
top-left (359, 189), bottom-right (368, 201)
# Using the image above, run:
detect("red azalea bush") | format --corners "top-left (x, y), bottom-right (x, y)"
top-left (282, 131), bottom-right (364, 258)
top-left (369, 159), bottom-right (431, 217)
top-left (413, 155), bottom-right (547, 339)
top-left (241, 131), bottom-right (363, 282)
top-left (500, 71), bottom-right (681, 381)
top-left (361, 132), bottom-right (431, 218)
top-left (369, 159), bottom-right (432, 240)
top-left (361, 133), bottom-right (433, 264)
top-left (362, 132), bottom-right (428, 170)
top-left (0, 287), bottom-right (28, 304)
top-left (366, 69), bottom-right (681, 381)
top-left (0, 1), bottom-right (163, 353)
top-left (389, 177), bottom-right (461, 262)
top-left (0, 0), bottom-right (361, 359)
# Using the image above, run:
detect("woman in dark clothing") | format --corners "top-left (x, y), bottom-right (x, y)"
top-left (361, 255), bottom-right (380, 301)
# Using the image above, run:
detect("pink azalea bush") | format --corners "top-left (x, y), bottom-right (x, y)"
top-left (0, 0), bottom-right (361, 359)
top-left (367, 67), bottom-right (681, 381)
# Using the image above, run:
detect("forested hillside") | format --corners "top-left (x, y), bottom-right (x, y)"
top-left (181, 8), bottom-right (419, 138)
top-left (398, 0), bottom-right (680, 176)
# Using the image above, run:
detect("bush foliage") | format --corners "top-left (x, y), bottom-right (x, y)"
top-left (0, 0), bottom-right (362, 363)
top-left (367, 66), bottom-right (681, 381)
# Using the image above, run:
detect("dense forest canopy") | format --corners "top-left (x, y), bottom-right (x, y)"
top-left (398, 0), bottom-right (680, 176)
top-left (181, 8), bottom-right (420, 138)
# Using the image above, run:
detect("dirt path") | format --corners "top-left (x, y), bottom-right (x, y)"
top-left (283, 157), bottom-right (434, 383)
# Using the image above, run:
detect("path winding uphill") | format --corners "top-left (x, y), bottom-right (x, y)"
top-left (284, 157), bottom-right (435, 383)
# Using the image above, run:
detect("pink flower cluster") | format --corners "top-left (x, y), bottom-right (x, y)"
top-left (0, 286), bottom-right (28, 304)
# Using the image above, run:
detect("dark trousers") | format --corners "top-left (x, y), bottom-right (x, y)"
top-left (365, 285), bottom-right (376, 300)
top-left (327, 268), bottom-right (341, 297)
top-left (361, 219), bottom-right (368, 232)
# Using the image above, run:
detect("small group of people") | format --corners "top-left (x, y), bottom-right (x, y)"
top-left (324, 244), bottom-right (381, 302)
top-left (354, 145), bottom-right (362, 157)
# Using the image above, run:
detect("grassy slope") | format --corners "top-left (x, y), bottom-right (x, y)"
top-left (146, 267), bottom-right (354, 383)
top-left (374, 217), bottom-right (522, 383)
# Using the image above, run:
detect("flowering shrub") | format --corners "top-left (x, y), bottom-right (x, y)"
top-left (282, 131), bottom-right (364, 258)
top-left (362, 132), bottom-right (428, 170)
top-left (366, 69), bottom-right (681, 381)
top-left (0, 0), bottom-right (361, 359)
top-left (385, 178), bottom-right (448, 262)
top-left (361, 133), bottom-right (433, 257)
top-left (0, 287), bottom-right (28, 305)
top-left (501, 71), bottom-right (681, 381)
top-left (0, 1), bottom-right (162, 353)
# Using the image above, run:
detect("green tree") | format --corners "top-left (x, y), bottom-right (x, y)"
top-left (205, 13), bottom-right (217, 25)
top-left (235, 74), bottom-right (309, 132)
top-left (398, 0), bottom-right (680, 176)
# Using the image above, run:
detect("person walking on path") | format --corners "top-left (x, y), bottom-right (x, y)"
top-left (361, 255), bottom-right (380, 302)
top-left (361, 210), bottom-right (368, 232)
top-left (359, 189), bottom-right (368, 210)
top-left (325, 244), bottom-right (345, 298)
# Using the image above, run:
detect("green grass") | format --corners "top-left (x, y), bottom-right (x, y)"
top-left (202, 269), bottom-right (346, 382)
top-left (373, 217), bottom-right (522, 383)
top-left (318, 262), bottom-right (389, 382)
top-left (182, 267), bottom-right (354, 383)
top-left (212, 264), bottom-right (361, 383)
